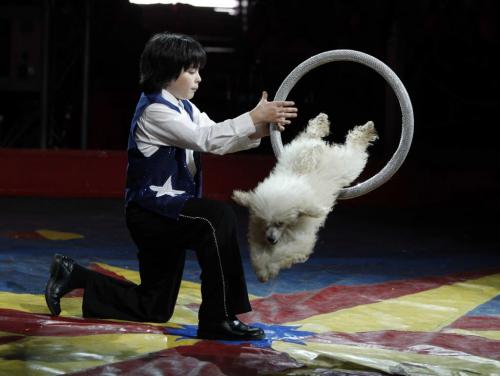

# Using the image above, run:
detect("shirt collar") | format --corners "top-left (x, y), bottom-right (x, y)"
top-left (161, 89), bottom-right (183, 108)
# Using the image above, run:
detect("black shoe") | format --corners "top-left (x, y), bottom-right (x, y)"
top-left (44, 254), bottom-right (76, 316)
top-left (197, 318), bottom-right (265, 341)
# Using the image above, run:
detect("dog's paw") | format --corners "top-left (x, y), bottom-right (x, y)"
top-left (293, 254), bottom-right (310, 263)
top-left (256, 267), bottom-right (276, 283)
top-left (361, 121), bottom-right (378, 143)
top-left (306, 113), bottom-right (330, 138)
top-left (256, 272), bottom-right (269, 283)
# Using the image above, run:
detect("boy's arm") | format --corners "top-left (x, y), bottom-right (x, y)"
top-left (138, 91), bottom-right (297, 155)
top-left (139, 105), bottom-right (260, 155)
top-left (195, 91), bottom-right (297, 140)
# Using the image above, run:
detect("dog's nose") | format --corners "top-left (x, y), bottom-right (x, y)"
top-left (267, 235), bottom-right (277, 244)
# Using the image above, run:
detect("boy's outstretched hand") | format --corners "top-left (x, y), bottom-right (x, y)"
top-left (249, 91), bottom-right (298, 139)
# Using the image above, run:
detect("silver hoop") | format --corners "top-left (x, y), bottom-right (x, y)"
top-left (270, 50), bottom-right (414, 200)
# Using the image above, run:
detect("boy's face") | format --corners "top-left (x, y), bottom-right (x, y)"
top-left (166, 66), bottom-right (201, 100)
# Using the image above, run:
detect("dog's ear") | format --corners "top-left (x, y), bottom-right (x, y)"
top-left (299, 205), bottom-right (329, 218)
top-left (232, 190), bottom-right (252, 207)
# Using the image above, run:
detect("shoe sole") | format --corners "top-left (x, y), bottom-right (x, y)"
top-left (44, 254), bottom-right (62, 316)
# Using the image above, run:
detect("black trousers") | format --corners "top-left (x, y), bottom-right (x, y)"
top-left (81, 198), bottom-right (252, 323)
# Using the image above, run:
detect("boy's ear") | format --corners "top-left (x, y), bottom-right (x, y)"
top-left (299, 205), bottom-right (329, 218)
top-left (232, 190), bottom-right (252, 207)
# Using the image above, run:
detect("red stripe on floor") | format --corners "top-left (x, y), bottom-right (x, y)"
top-left (2, 231), bottom-right (45, 240)
top-left (89, 263), bottom-right (132, 281)
top-left (241, 268), bottom-right (500, 324)
top-left (70, 341), bottom-right (302, 376)
top-left (0, 335), bottom-right (24, 345)
top-left (448, 316), bottom-right (500, 330)
top-left (0, 308), bottom-right (164, 336)
top-left (310, 330), bottom-right (500, 360)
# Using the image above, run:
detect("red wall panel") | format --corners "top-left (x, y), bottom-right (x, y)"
top-left (0, 149), bottom-right (275, 200)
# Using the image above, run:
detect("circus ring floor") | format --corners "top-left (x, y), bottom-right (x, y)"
top-left (0, 197), bottom-right (499, 375)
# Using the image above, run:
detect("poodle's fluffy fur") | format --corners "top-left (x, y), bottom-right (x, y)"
top-left (233, 113), bottom-right (378, 282)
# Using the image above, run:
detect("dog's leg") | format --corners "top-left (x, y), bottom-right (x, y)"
top-left (293, 113), bottom-right (330, 143)
top-left (346, 121), bottom-right (378, 149)
top-left (305, 113), bottom-right (330, 139)
top-left (284, 113), bottom-right (331, 174)
top-left (322, 121), bottom-right (378, 188)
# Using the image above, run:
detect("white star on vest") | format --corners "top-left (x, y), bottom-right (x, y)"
top-left (149, 176), bottom-right (185, 197)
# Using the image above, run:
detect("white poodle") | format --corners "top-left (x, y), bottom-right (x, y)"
top-left (232, 113), bottom-right (378, 282)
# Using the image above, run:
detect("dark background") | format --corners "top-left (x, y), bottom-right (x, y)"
top-left (1, 0), bottom-right (499, 213)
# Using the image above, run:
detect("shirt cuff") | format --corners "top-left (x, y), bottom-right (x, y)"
top-left (233, 112), bottom-right (256, 135)
top-left (236, 112), bottom-right (261, 149)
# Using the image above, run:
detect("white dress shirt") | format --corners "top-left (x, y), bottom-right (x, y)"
top-left (135, 89), bottom-right (260, 176)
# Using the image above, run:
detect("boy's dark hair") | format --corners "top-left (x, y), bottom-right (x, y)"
top-left (139, 32), bottom-right (206, 93)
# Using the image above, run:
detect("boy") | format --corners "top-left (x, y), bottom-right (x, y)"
top-left (45, 32), bottom-right (297, 340)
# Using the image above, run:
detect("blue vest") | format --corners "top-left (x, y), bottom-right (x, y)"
top-left (125, 93), bottom-right (202, 219)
